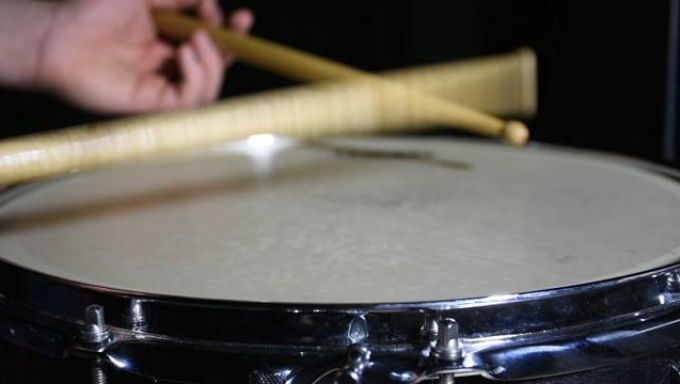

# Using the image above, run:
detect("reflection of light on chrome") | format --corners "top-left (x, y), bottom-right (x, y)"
top-left (658, 294), bottom-right (667, 305)
top-left (280, 369), bottom-right (292, 378)
top-left (390, 372), bottom-right (418, 382)
top-left (482, 294), bottom-right (519, 303)
top-left (222, 134), bottom-right (295, 180)
top-left (108, 356), bottom-right (128, 369)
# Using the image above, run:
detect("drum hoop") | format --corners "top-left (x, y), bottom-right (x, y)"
top-left (0, 140), bottom-right (679, 381)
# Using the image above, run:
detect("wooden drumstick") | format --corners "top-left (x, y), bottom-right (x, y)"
top-left (0, 79), bottom-right (523, 185)
top-left (382, 49), bottom-right (537, 118)
top-left (153, 11), bottom-right (529, 145)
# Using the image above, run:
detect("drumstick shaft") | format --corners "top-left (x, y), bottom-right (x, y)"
top-left (382, 49), bottom-right (537, 118)
top-left (0, 80), bottom-right (501, 184)
top-left (153, 12), bottom-right (527, 143)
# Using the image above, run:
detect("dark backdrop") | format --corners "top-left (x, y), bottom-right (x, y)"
top-left (0, 1), bottom-right (678, 163)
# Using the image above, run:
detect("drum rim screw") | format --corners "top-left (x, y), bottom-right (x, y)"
top-left (81, 304), bottom-right (112, 345)
top-left (90, 357), bottom-right (108, 384)
top-left (431, 318), bottom-right (463, 361)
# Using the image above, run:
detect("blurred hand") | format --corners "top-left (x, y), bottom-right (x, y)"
top-left (36, 0), bottom-right (253, 114)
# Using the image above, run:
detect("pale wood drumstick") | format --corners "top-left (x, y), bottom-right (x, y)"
top-left (383, 49), bottom-right (537, 118)
top-left (0, 78), bottom-right (524, 185)
top-left (153, 12), bottom-right (529, 144)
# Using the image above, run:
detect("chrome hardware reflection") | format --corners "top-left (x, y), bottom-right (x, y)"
top-left (431, 319), bottom-right (462, 362)
top-left (128, 299), bottom-right (145, 331)
top-left (347, 316), bottom-right (368, 344)
top-left (668, 270), bottom-right (680, 293)
top-left (80, 305), bottom-right (112, 348)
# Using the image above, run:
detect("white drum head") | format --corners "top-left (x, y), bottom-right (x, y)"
top-left (0, 137), bottom-right (679, 303)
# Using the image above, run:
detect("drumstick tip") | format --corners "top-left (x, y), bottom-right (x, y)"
top-left (502, 120), bottom-right (529, 146)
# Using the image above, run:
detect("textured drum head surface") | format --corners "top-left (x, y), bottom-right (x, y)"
top-left (0, 137), bottom-right (679, 303)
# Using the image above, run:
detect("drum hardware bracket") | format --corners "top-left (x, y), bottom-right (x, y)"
top-left (80, 305), bottom-right (113, 350)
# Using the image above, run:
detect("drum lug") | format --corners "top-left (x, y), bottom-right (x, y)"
top-left (80, 305), bottom-right (113, 350)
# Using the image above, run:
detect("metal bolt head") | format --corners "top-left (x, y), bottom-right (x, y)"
top-left (81, 305), bottom-right (112, 345)
top-left (85, 305), bottom-right (106, 326)
top-left (432, 318), bottom-right (463, 361)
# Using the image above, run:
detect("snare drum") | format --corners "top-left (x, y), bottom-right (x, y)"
top-left (1, 137), bottom-right (679, 383)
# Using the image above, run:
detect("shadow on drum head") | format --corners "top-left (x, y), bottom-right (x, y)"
top-left (0, 147), bottom-right (470, 233)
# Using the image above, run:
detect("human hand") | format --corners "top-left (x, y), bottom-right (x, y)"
top-left (35, 0), bottom-right (253, 114)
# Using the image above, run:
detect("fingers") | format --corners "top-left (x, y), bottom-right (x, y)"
top-left (197, 0), bottom-right (223, 26)
top-left (178, 40), bottom-right (205, 106)
top-left (193, 30), bottom-right (223, 101)
top-left (128, 74), bottom-right (180, 113)
top-left (223, 8), bottom-right (254, 67)
top-left (140, 42), bottom-right (174, 72)
top-left (144, 1), bottom-right (254, 110)
top-left (173, 30), bottom-right (221, 107)
top-left (133, 30), bottom-right (223, 111)
top-left (229, 8), bottom-right (255, 35)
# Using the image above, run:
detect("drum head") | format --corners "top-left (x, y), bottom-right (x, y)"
top-left (0, 137), bottom-right (679, 303)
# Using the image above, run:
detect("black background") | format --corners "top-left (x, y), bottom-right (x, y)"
top-left (0, 1), bottom-right (678, 163)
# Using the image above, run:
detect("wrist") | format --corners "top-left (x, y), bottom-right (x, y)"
top-left (0, 1), bottom-right (61, 89)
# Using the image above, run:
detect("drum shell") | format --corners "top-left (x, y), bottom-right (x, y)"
top-left (2, 338), bottom-right (680, 383)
